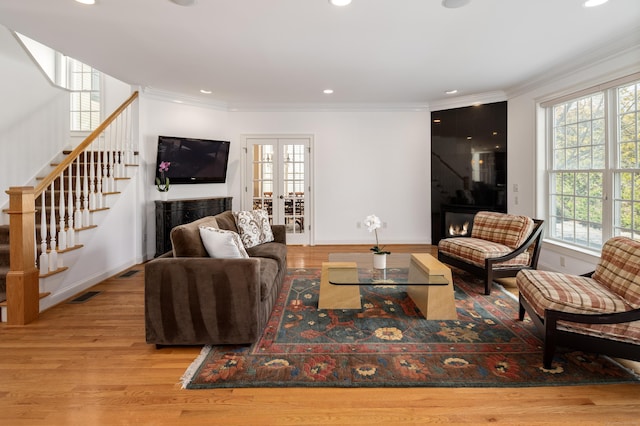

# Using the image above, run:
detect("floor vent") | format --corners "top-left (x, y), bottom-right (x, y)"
top-left (69, 291), bottom-right (101, 304)
top-left (119, 270), bottom-right (140, 278)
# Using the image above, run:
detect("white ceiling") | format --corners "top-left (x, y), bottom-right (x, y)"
top-left (0, 0), bottom-right (639, 109)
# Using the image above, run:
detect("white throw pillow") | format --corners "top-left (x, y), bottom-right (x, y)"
top-left (233, 209), bottom-right (274, 249)
top-left (198, 226), bottom-right (249, 259)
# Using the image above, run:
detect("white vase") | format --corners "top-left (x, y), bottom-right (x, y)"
top-left (373, 253), bottom-right (387, 269)
top-left (159, 191), bottom-right (168, 201)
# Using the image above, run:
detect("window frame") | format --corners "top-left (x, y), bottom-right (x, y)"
top-left (544, 75), bottom-right (640, 251)
top-left (67, 57), bottom-right (103, 132)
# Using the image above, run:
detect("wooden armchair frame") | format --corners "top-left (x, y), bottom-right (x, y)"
top-left (519, 291), bottom-right (640, 369)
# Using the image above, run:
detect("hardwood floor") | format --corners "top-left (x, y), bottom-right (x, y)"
top-left (1, 244), bottom-right (638, 425)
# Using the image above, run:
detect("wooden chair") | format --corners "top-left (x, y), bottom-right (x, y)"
top-left (517, 236), bottom-right (640, 369)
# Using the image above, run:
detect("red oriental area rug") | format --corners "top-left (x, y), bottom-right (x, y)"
top-left (182, 268), bottom-right (639, 388)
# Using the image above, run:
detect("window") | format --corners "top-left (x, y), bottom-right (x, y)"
top-left (68, 58), bottom-right (101, 131)
top-left (547, 77), bottom-right (640, 250)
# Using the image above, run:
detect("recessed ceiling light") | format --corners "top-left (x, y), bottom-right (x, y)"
top-left (200, 89), bottom-right (212, 94)
top-left (583, 0), bottom-right (608, 7)
top-left (442, 0), bottom-right (471, 9)
top-left (170, 0), bottom-right (195, 6)
top-left (323, 89), bottom-right (334, 94)
top-left (329, 0), bottom-right (352, 6)
top-left (445, 89), bottom-right (458, 95)
top-left (75, 0), bottom-right (96, 4)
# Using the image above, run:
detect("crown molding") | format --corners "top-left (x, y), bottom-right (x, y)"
top-left (226, 102), bottom-right (430, 113)
top-left (506, 26), bottom-right (640, 99)
top-left (142, 87), bottom-right (431, 113)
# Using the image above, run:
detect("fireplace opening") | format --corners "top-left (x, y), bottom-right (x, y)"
top-left (443, 210), bottom-right (476, 239)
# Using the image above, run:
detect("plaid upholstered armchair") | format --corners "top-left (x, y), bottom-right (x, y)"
top-left (517, 236), bottom-right (640, 369)
top-left (438, 211), bottom-right (544, 295)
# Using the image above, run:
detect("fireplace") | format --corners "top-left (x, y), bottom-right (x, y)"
top-left (431, 101), bottom-right (508, 244)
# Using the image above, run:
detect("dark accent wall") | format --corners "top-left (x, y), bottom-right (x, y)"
top-left (431, 101), bottom-right (507, 243)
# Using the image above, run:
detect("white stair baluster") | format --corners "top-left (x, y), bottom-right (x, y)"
top-left (82, 151), bottom-right (90, 226)
top-left (67, 164), bottom-right (76, 247)
top-left (119, 115), bottom-right (126, 177)
top-left (97, 135), bottom-right (104, 209)
top-left (89, 146), bottom-right (96, 210)
top-left (103, 130), bottom-right (111, 194)
top-left (74, 155), bottom-right (83, 229)
top-left (114, 118), bottom-right (121, 178)
top-left (48, 182), bottom-right (58, 272)
top-left (58, 170), bottom-right (67, 251)
top-left (39, 191), bottom-right (48, 275)
top-left (108, 129), bottom-right (115, 193)
top-left (124, 106), bottom-right (132, 165)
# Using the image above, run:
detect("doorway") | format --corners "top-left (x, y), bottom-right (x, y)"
top-left (243, 135), bottom-right (313, 245)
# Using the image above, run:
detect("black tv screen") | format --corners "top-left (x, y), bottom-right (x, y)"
top-left (155, 136), bottom-right (230, 184)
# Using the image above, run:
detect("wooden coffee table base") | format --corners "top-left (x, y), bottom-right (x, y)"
top-left (318, 262), bottom-right (361, 310)
top-left (317, 254), bottom-right (457, 320)
top-left (406, 253), bottom-right (457, 320)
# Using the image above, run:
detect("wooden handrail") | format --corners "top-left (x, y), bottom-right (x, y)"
top-left (34, 90), bottom-right (139, 196)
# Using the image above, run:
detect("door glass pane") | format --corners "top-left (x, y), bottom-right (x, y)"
top-left (282, 144), bottom-right (305, 234)
top-left (252, 144), bottom-right (274, 223)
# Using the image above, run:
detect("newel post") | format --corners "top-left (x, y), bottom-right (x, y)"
top-left (6, 186), bottom-right (39, 325)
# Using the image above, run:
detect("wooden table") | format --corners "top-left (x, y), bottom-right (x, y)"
top-left (318, 253), bottom-right (457, 320)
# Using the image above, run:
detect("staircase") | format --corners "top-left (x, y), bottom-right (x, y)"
top-left (1, 91), bottom-right (139, 324)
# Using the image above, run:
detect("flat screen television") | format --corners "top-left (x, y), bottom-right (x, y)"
top-left (155, 136), bottom-right (230, 184)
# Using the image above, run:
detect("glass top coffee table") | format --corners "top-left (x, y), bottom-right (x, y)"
top-left (318, 253), bottom-right (458, 320)
top-left (327, 253), bottom-right (448, 286)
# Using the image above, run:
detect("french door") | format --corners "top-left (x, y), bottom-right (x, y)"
top-left (244, 135), bottom-right (312, 245)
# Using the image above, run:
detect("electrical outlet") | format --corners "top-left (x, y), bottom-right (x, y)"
top-left (560, 256), bottom-right (566, 267)
top-left (383, 222), bottom-right (388, 228)
top-left (356, 221), bottom-right (361, 229)
top-left (514, 196), bottom-right (519, 205)
top-left (513, 183), bottom-right (519, 192)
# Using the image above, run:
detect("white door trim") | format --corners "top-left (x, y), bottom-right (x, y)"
top-left (241, 134), bottom-right (315, 246)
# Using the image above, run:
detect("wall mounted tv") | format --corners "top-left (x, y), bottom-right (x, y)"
top-left (155, 136), bottom-right (230, 184)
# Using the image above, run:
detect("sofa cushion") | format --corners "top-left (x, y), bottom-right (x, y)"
top-left (593, 236), bottom-right (640, 308)
top-left (517, 269), bottom-right (640, 344)
top-left (259, 257), bottom-right (279, 301)
top-left (170, 216), bottom-right (219, 257)
top-left (471, 211), bottom-right (534, 249)
top-left (438, 237), bottom-right (531, 268)
top-left (517, 269), bottom-right (631, 317)
top-left (247, 241), bottom-right (287, 273)
top-left (214, 210), bottom-right (239, 234)
top-left (199, 226), bottom-right (249, 259)
top-left (234, 209), bottom-right (274, 249)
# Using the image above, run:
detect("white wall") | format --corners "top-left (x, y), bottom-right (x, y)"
top-left (138, 97), bottom-right (431, 256)
top-left (140, 94), bottom-right (233, 256)
top-left (0, 26), bottom-right (69, 212)
top-left (228, 110), bottom-right (431, 246)
top-left (507, 46), bottom-right (640, 274)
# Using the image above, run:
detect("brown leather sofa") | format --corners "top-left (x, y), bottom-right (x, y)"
top-left (144, 211), bottom-right (287, 347)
